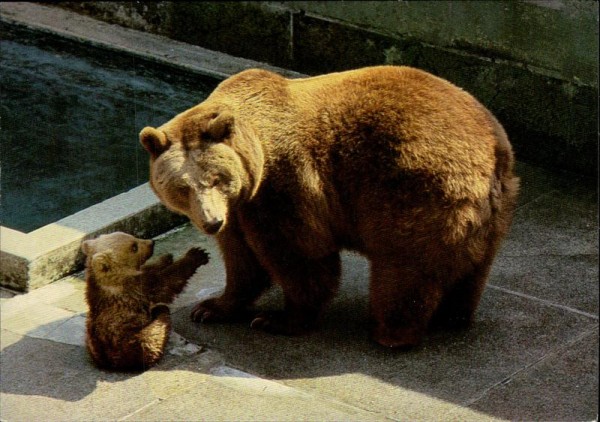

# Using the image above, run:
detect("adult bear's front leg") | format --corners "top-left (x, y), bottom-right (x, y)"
top-left (191, 224), bottom-right (271, 323)
top-left (250, 252), bottom-right (341, 335)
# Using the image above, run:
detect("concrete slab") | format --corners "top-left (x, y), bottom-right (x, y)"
top-left (491, 254), bottom-right (599, 316)
top-left (1, 278), bottom-right (81, 316)
top-left (172, 279), bottom-right (598, 421)
top-left (1, 303), bottom-right (76, 338)
top-left (127, 365), bottom-right (385, 422)
top-left (469, 327), bottom-right (599, 421)
top-left (37, 314), bottom-right (87, 347)
top-left (0, 184), bottom-right (185, 291)
top-left (48, 277), bottom-right (88, 314)
top-left (0, 336), bottom-right (160, 421)
top-left (501, 180), bottom-right (597, 257)
top-left (0, 321), bottom-right (380, 422)
top-left (0, 329), bottom-right (23, 351)
top-left (489, 163), bottom-right (599, 318)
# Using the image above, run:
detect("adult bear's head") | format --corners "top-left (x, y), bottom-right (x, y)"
top-left (140, 106), bottom-right (264, 235)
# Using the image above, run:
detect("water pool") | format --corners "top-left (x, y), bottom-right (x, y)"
top-left (0, 24), bottom-right (220, 232)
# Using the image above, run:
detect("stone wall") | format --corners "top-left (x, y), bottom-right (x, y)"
top-left (57, 1), bottom-right (599, 176)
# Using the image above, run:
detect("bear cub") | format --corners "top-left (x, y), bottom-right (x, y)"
top-left (82, 231), bottom-right (209, 371)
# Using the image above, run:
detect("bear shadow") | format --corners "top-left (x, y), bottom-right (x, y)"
top-left (167, 265), bottom-right (597, 421)
top-left (0, 319), bottom-right (136, 402)
top-left (0, 275), bottom-right (478, 405)
top-left (170, 272), bottom-right (515, 409)
top-left (0, 312), bottom-right (209, 403)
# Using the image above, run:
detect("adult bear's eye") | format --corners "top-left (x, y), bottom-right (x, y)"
top-left (131, 243), bottom-right (138, 253)
top-left (176, 185), bottom-right (189, 196)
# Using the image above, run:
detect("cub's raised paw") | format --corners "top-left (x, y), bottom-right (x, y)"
top-left (157, 254), bottom-right (174, 266)
top-left (186, 247), bottom-right (210, 266)
top-left (142, 253), bottom-right (173, 270)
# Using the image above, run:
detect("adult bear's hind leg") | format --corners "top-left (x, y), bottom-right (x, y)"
top-left (429, 247), bottom-right (496, 330)
top-left (429, 272), bottom-right (488, 330)
top-left (369, 258), bottom-right (444, 348)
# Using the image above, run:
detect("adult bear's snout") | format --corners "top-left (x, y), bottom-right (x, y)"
top-left (203, 220), bottom-right (223, 235)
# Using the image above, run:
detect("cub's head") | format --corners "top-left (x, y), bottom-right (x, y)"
top-left (81, 232), bottom-right (154, 279)
top-left (140, 107), bottom-right (263, 235)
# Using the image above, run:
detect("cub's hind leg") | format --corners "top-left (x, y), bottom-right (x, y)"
top-left (138, 305), bottom-right (171, 369)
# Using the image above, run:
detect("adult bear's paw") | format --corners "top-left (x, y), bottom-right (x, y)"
top-left (190, 297), bottom-right (251, 323)
top-left (250, 311), bottom-right (315, 336)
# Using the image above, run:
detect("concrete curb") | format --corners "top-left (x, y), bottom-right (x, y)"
top-left (0, 2), bottom-right (304, 80)
top-left (0, 184), bottom-right (186, 291)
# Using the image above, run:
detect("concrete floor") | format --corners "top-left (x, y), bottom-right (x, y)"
top-left (1, 161), bottom-right (597, 421)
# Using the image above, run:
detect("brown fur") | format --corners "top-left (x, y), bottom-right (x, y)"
top-left (82, 232), bottom-right (209, 370)
top-left (140, 65), bottom-right (519, 348)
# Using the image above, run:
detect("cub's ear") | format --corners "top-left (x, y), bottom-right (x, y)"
top-left (81, 240), bottom-right (95, 256)
top-left (205, 112), bottom-right (234, 142)
top-left (140, 127), bottom-right (170, 158)
top-left (91, 253), bottom-right (111, 274)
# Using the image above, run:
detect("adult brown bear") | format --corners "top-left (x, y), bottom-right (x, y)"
top-left (140, 66), bottom-right (519, 348)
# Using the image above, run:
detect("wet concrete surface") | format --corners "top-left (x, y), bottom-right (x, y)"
top-left (0, 24), bottom-right (219, 232)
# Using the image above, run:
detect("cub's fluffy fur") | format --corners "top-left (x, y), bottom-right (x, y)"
top-left (82, 232), bottom-right (208, 371)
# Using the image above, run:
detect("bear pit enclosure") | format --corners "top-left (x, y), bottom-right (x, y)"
top-left (0, 3), bottom-right (596, 421)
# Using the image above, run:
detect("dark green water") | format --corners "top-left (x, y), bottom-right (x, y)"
top-left (0, 24), bottom-right (219, 232)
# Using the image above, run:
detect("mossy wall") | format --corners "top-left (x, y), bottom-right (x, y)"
top-left (57, 1), bottom-right (598, 176)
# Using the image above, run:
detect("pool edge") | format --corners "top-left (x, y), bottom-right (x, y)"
top-left (0, 184), bottom-right (187, 291)
top-left (0, 2), bottom-right (304, 80)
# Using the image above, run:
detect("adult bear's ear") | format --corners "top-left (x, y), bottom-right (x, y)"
top-left (91, 253), bottom-right (111, 274)
top-left (140, 127), bottom-right (170, 158)
top-left (205, 112), bottom-right (234, 142)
